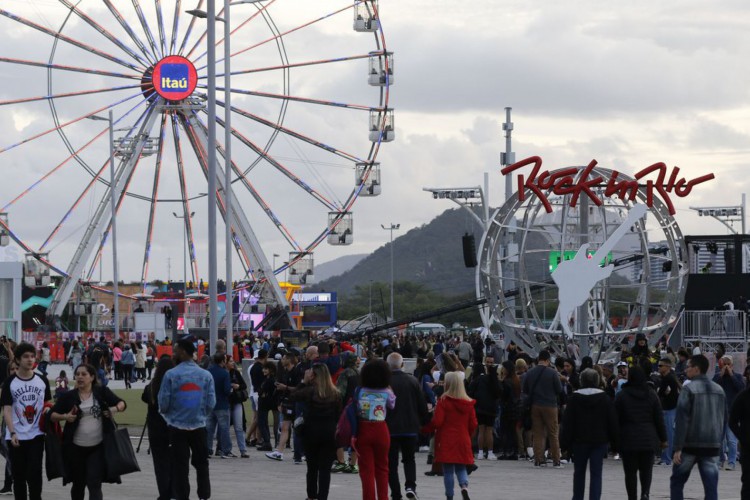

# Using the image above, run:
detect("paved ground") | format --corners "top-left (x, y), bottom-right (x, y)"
top-left (7, 441), bottom-right (743, 500)
top-left (28, 367), bottom-right (743, 499)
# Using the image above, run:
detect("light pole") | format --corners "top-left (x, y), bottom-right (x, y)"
top-left (188, 0), bottom-right (266, 356)
top-left (173, 211), bottom-right (195, 335)
top-left (87, 111), bottom-right (119, 339)
top-left (369, 279), bottom-right (373, 315)
top-left (273, 253), bottom-right (279, 271)
top-left (381, 223), bottom-right (400, 320)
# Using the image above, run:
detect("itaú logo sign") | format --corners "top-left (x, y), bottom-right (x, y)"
top-left (152, 56), bottom-right (198, 101)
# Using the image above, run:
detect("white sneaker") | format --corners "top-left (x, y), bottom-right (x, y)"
top-left (475, 452), bottom-right (483, 460)
top-left (613, 453), bottom-right (620, 461)
top-left (265, 451), bottom-right (283, 461)
top-left (418, 446), bottom-right (430, 453)
top-left (526, 447), bottom-right (534, 459)
top-left (487, 451), bottom-right (497, 460)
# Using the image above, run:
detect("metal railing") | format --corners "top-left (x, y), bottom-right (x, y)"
top-left (680, 310), bottom-right (747, 341)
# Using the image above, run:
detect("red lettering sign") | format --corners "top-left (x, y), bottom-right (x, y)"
top-left (500, 156), bottom-right (714, 215)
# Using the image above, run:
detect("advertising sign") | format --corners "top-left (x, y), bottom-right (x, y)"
top-left (152, 56), bottom-right (198, 101)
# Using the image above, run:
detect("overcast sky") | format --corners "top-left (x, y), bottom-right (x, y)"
top-left (1, 0), bottom-right (749, 286)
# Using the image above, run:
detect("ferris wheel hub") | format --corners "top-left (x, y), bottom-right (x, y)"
top-left (148, 55), bottom-right (198, 102)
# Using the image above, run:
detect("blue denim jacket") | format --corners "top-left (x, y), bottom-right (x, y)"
top-left (158, 360), bottom-right (216, 430)
top-left (674, 374), bottom-right (727, 452)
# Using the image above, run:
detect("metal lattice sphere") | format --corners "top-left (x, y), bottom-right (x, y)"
top-left (479, 163), bottom-right (688, 360)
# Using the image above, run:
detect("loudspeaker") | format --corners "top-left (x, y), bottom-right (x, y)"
top-left (724, 247), bottom-right (734, 274)
top-left (462, 233), bottom-right (477, 268)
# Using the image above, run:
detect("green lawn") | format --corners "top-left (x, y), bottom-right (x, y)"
top-left (111, 388), bottom-right (256, 428)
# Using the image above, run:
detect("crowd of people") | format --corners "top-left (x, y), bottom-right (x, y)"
top-left (0, 330), bottom-right (748, 499)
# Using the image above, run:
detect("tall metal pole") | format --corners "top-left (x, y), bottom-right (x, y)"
top-left (207, 0), bottom-right (219, 354)
top-left (503, 107), bottom-right (514, 201)
top-left (108, 110), bottom-right (120, 340)
top-left (381, 223), bottom-right (399, 320)
top-left (224, 0), bottom-right (234, 357)
top-left (174, 212), bottom-right (194, 335)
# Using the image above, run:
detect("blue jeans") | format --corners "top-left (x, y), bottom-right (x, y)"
top-left (230, 404), bottom-right (246, 454)
top-left (721, 423), bottom-right (738, 466)
top-left (661, 409), bottom-right (676, 464)
top-left (571, 443), bottom-right (608, 500)
top-left (670, 453), bottom-right (719, 500)
top-left (206, 409), bottom-right (232, 455)
top-left (441, 463), bottom-right (468, 498)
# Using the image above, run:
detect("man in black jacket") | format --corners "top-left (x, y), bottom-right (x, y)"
top-left (656, 357), bottom-right (680, 465)
top-left (729, 386), bottom-right (750, 500)
top-left (385, 353), bottom-right (429, 500)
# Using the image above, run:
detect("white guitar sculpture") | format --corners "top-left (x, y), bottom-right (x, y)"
top-left (552, 203), bottom-right (648, 339)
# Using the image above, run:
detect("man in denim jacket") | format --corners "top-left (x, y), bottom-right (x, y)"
top-left (159, 339), bottom-right (217, 500)
top-left (670, 354), bottom-right (727, 500)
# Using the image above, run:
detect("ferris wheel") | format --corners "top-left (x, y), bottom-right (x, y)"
top-left (0, 0), bottom-right (393, 322)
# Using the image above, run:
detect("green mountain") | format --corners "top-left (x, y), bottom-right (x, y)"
top-left (310, 207), bottom-right (485, 299)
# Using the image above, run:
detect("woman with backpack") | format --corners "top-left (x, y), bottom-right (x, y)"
top-left (354, 359), bottom-right (395, 500)
top-left (422, 371), bottom-right (477, 500)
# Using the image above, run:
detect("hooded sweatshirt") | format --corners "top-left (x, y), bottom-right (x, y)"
top-left (421, 396), bottom-right (477, 465)
top-left (615, 381), bottom-right (667, 451)
top-left (560, 388), bottom-right (619, 451)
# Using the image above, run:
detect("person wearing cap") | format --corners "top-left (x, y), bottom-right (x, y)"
top-left (656, 357), bottom-right (680, 466)
top-left (158, 339), bottom-right (217, 500)
top-left (615, 362), bottom-right (629, 396)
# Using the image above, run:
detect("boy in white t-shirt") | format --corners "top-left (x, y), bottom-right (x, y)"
top-left (0, 343), bottom-right (51, 500)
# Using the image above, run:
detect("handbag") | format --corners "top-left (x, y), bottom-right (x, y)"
top-left (44, 416), bottom-right (64, 481)
top-left (104, 422), bottom-right (140, 481)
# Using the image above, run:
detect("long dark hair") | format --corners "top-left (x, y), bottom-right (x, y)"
top-left (75, 363), bottom-right (100, 388)
top-left (149, 355), bottom-right (175, 405)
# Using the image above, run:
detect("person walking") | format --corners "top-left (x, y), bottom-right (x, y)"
top-left (522, 350), bottom-right (563, 467)
top-left (37, 342), bottom-right (50, 377)
top-left (655, 357), bottom-right (680, 466)
top-left (50, 363), bottom-right (127, 500)
top-left (713, 355), bottom-right (745, 471)
top-left (206, 354), bottom-right (233, 458)
top-left (134, 342), bottom-right (147, 382)
top-left (227, 358), bottom-right (249, 458)
top-left (561, 369), bottom-right (619, 500)
top-left (256, 362), bottom-right (277, 452)
top-left (141, 355), bottom-right (175, 500)
top-left (498, 360), bottom-right (521, 460)
top-left (355, 359), bottom-right (396, 500)
top-left (119, 344), bottom-right (135, 389)
top-left (729, 383), bottom-right (750, 499)
top-left (386, 353), bottom-right (429, 500)
top-left (421, 371), bottom-right (477, 500)
top-left (158, 339), bottom-right (216, 500)
top-left (670, 354), bottom-right (727, 500)
top-left (614, 365), bottom-right (666, 500)
top-left (290, 363), bottom-right (341, 500)
top-left (112, 342), bottom-right (122, 381)
top-left (0, 343), bottom-right (51, 500)
top-left (468, 356), bottom-right (500, 461)
top-left (246, 349), bottom-right (268, 448)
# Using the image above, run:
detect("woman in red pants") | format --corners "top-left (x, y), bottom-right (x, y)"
top-left (354, 359), bottom-right (396, 500)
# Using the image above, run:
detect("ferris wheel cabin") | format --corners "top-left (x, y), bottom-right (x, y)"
top-left (24, 253), bottom-right (50, 288)
top-left (356, 162), bottom-right (381, 196)
top-left (328, 212), bottom-right (353, 245)
top-left (369, 52), bottom-right (394, 86)
top-left (370, 109), bottom-right (395, 142)
top-left (354, 1), bottom-right (379, 32)
top-left (288, 253), bottom-right (315, 285)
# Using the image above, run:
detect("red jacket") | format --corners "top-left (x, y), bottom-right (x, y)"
top-left (421, 396), bottom-right (477, 464)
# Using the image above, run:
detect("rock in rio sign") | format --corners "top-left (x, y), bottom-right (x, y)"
top-left (151, 56), bottom-right (198, 101)
top-left (501, 156), bottom-right (715, 215)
